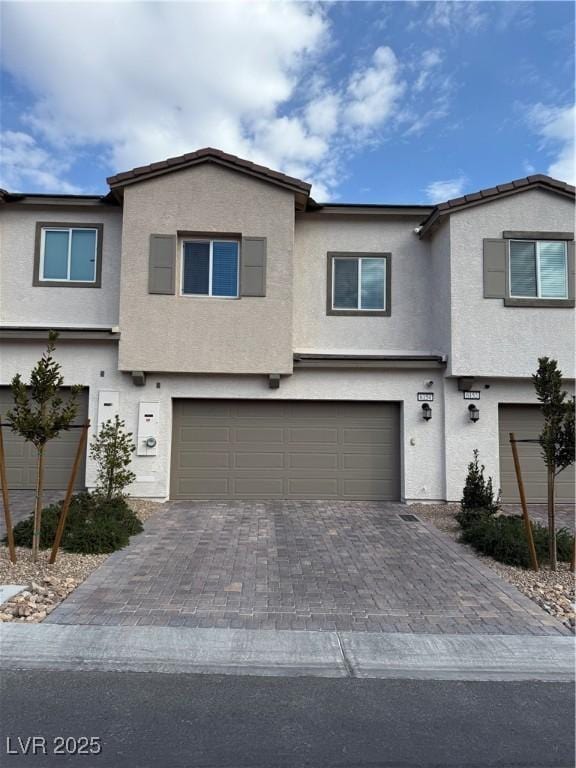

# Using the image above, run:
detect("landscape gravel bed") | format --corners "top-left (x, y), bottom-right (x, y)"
top-left (0, 498), bottom-right (164, 623)
top-left (411, 502), bottom-right (575, 633)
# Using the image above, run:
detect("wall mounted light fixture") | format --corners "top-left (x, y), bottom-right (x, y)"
top-left (468, 404), bottom-right (480, 423)
top-left (421, 403), bottom-right (432, 421)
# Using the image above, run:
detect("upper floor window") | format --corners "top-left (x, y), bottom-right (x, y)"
top-left (510, 240), bottom-right (568, 299)
top-left (182, 239), bottom-right (239, 298)
top-left (34, 222), bottom-right (103, 288)
top-left (327, 252), bottom-right (391, 316)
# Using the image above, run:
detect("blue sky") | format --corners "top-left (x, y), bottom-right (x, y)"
top-left (1, 1), bottom-right (574, 203)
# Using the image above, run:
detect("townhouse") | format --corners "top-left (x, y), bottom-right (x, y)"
top-left (0, 148), bottom-right (574, 504)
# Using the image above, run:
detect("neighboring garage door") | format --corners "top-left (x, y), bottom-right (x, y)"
top-left (499, 405), bottom-right (575, 503)
top-left (0, 387), bottom-right (89, 490)
top-left (171, 400), bottom-right (401, 500)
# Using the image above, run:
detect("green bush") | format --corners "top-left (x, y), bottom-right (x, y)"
top-left (460, 513), bottom-right (574, 568)
top-left (5, 492), bottom-right (143, 555)
top-left (458, 449), bottom-right (500, 527)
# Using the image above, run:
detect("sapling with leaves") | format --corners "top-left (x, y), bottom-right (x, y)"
top-left (90, 415), bottom-right (136, 501)
top-left (5, 331), bottom-right (81, 561)
top-left (532, 357), bottom-right (575, 570)
top-left (458, 449), bottom-right (500, 526)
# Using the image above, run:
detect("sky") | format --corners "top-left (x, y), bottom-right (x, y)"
top-left (0, 1), bottom-right (574, 204)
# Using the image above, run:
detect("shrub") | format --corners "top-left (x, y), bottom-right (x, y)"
top-left (457, 449), bottom-right (500, 527)
top-left (5, 492), bottom-right (143, 555)
top-left (90, 415), bottom-right (136, 501)
top-left (460, 513), bottom-right (574, 569)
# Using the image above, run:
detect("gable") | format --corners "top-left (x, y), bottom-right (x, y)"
top-left (107, 147), bottom-right (310, 210)
top-left (420, 175), bottom-right (575, 238)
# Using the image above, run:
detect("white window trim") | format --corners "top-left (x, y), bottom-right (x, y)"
top-left (509, 239), bottom-right (568, 299)
top-left (40, 227), bottom-right (98, 283)
top-left (180, 238), bottom-right (240, 299)
top-left (331, 256), bottom-right (387, 311)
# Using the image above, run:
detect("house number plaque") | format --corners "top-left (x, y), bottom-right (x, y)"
top-left (417, 392), bottom-right (434, 401)
top-left (463, 391), bottom-right (481, 400)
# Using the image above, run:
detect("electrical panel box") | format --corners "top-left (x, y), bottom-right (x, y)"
top-left (96, 391), bottom-right (119, 432)
top-left (137, 402), bottom-right (160, 456)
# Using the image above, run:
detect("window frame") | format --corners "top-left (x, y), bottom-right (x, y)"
top-left (180, 237), bottom-right (240, 299)
top-left (33, 222), bottom-right (103, 288)
top-left (326, 252), bottom-right (391, 317)
top-left (508, 238), bottom-right (568, 300)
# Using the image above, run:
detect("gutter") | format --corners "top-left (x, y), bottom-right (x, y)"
top-left (0, 326), bottom-right (120, 341)
top-left (293, 353), bottom-right (447, 369)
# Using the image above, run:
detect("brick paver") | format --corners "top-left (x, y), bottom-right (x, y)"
top-left (45, 501), bottom-right (568, 635)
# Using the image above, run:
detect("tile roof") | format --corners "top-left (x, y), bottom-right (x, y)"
top-left (106, 146), bottom-right (311, 194)
top-left (419, 174), bottom-right (575, 236)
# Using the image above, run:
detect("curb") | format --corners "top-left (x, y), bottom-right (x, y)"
top-left (1, 624), bottom-right (573, 681)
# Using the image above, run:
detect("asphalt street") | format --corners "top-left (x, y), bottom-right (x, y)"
top-left (0, 670), bottom-right (574, 768)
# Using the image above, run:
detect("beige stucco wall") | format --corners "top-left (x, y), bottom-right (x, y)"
top-left (293, 214), bottom-right (436, 355)
top-left (447, 189), bottom-right (575, 378)
top-left (0, 205), bottom-right (122, 327)
top-left (117, 164), bottom-right (295, 374)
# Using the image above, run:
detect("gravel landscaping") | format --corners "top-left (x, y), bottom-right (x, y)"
top-left (412, 503), bottom-right (575, 633)
top-left (0, 498), bottom-right (164, 623)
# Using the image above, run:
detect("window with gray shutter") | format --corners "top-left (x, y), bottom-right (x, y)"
top-left (182, 239), bottom-right (239, 297)
top-left (482, 239), bottom-right (507, 298)
top-left (149, 234), bottom-right (176, 294)
top-left (509, 239), bottom-right (568, 299)
top-left (240, 237), bottom-right (266, 297)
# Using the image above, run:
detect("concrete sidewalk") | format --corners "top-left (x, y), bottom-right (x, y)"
top-left (1, 623), bottom-right (573, 682)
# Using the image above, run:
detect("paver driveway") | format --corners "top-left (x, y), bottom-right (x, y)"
top-left (46, 501), bottom-right (567, 635)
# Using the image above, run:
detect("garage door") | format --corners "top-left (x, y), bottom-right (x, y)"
top-left (171, 400), bottom-right (401, 500)
top-left (0, 387), bottom-right (88, 490)
top-left (499, 405), bottom-right (575, 503)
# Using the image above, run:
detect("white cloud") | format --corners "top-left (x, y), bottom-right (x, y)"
top-left (344, 47), bottom-right (404, 130)
top-left (414, 49), bottom-right (442, 92)
top-left (0, 131), bottom-right (82, 193)
top-left (424, 175), bottom-right (468, 203)
top-left (424, 2), bottom-right (487, 32)
top-left (1, 3), bottom-right (455, 198)
top-left (527, 104), bottom-right (575, 184)
top-left (304, 93), bottom-right (341, 137)
top-left (2, 2), bottom-right (330, 190)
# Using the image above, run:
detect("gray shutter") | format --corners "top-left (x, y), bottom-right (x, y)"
top-left (149, 234), bottom-right (176, 294)
top-left (568, 241), bottom-right (575, 300)
top-left (240, 237), bottom-right (267, 297)
top-left (483, 239), bottom-right (507, 298)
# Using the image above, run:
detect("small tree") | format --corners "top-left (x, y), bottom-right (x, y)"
top-left (532, 357), bottom-right (575, 570)
top-left (459, 449), bottom-right (500, 520)
top-left (5, 331), bottom-right (80, 561)
top-left (90, 415), bottom-right (136, 501)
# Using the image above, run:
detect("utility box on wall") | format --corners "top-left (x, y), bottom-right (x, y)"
top-left (97, 391), bottom-right (120, 432)
top-left (137, 402), bottom-right (160, 456)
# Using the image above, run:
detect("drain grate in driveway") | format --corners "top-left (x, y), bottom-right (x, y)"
top-left (399, 514), bottom-right (420, 522)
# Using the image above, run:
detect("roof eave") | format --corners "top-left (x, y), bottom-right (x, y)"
top-left (1, 191), bottom-right (120, 207)
top-left (106, 149), bottom-right (311, 207)
top-left (419, 179), bottom-right (575, 239)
